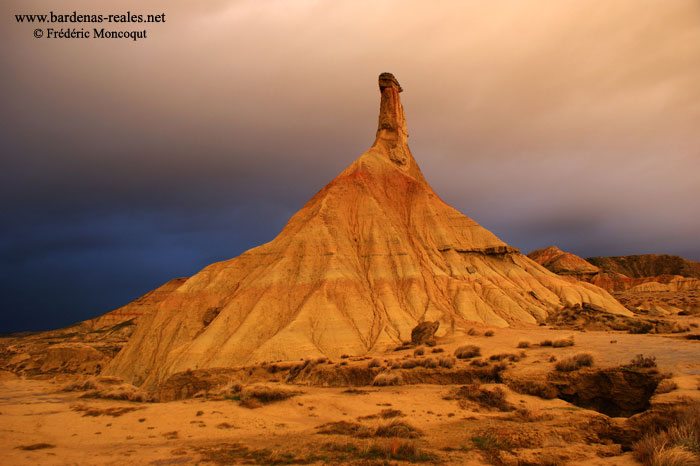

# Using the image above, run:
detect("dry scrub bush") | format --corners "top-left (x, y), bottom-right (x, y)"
top-left (373, 420), bottom-right (423, 438)
top-left (212, 379), bottom-right (243, 398)
top-left (467, 328), bottom-right (480, 336)
top-left (517, 341), bottom-right (531, 349)
top-left (629, 354), bottom-right (658, 369)
top-left (401, 359), bottom-right (420, 369)
top-left (358, 408), bottom-right (405, 420)
top-left (66, 376), bottom-right (150, 402)
top-left (316, 420), bottom-right (422, 439)
top-left (15, 443), bottom-right (55, 451)
top-left (431, 347), bottom-right (444, 353)
top-left (454, 345), bottom-right (481, 359)
top-left (490, 353), bottom-right (521, 362)
top-left (323, 440), bottom-right (436, 462)
top-left (540, 339), bottom-right (553, 347)
top-left (633, 402), bottom-right (700, 465)
top-left (552, 336), bottom-right (575, 348)
top-left (446, 384), bottom-right (513, 412)
top-left (484, 330), bottom-right (495, 337)
top-left (635, 436), bottom-right (698, 466)
top-left (423, 357), bottom-right (438, 369)
top-left (438, 356), bottom-right (456, 369)
top-left (372, 372), bottom-right (403, 386)
top-left (359, 440), bottom-right (436, 462)
top-left (555, 353), bottom-right (594, 372)
top-left (368, 358), bottom-right (382, 368)
top-left (506, 379), bottom-right (558, 399)
top-left (62, 378), bottom-right (97, 392)
top-left (62, 376), bottom-right (123, 392)
top-left (238, 385), bottom-right (297, 409)
top-left (413, 347), bottom-right (425, 356)
top-left (80, 384), bottom-right (150, 402)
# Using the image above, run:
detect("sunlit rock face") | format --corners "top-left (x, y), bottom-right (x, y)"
top-left (104, 73), bottom-right (629, 389)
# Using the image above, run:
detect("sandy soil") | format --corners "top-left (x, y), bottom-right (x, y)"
top-left (3, 326), bottom-right (698, 465)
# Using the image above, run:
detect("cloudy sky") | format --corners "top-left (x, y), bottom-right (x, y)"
top-left (2, 0), bottom-right (699, 332)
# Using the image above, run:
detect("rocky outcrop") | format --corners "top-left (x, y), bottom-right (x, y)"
top-left (529, 246), bottom-right (700, 315)
top-left (587, 254), bottom-right (700, 280)
top-left (528, 246), bottom-right (599, 276)
top-left (411, 321), bottom-right (440, 345)
top-left (103, 73), bottom-right (629, 390)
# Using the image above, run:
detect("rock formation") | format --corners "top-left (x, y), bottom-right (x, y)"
top-left (528, 246), bottom-right (600, 277)
top-left (586, 254), bottom-right (700, 280)
top-left (411, 321), bottom-right (440, 345)
top-left (104, 73), bottom-right (629, 389)
top-left (528, 247), bottom-right (700, 315)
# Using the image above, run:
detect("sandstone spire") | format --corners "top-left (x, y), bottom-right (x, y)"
top-left (371, 72), bottom-right (424, 181)
top-left (104, 73), bottom-right (630, 389)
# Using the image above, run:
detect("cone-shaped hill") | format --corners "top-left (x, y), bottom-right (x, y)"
top-left (105, 73), bottom-right (630, 388)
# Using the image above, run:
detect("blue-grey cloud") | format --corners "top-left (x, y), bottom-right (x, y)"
top-left (1, 0), bottom-right (698, 332)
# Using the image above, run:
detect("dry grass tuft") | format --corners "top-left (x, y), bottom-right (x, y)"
top-left (422, 357), bottom-right (438, 368)
top-left (629, 354), bottom-right (658, 369)
top-left (555, 353), bottom-right (594, 372)
top-left (484, 330), bottom-right (495, 337)
top-left (446, 383), bottom-right (513, 412)
top-left (15, 443), bottom-right (56, 450)
top-left (489, 353), bottom-right (522, 362)
top-left (438, 356), bottom-right (456, 368)
top-left (323, 440), bottom-right (437, 462)
top-left (413, 347), bottom-right (425, 356)
top-left (372, 372), bottom-right (403, 386)
top-left (62, 376), bottom-right (148, 402)
top-left (400, 359), bottom-right (420, 369)
top-left (70, 403), bottom-right (142, 417)
top-left (454, 345), bottom-right (481, 359)
top-left (633, 402), bottom-right (700, 465)
top-left (367, 358), bottom-right (382, 368)
top-left (238, 385), bottom-right (298, 409)
top-left (62, 378), bottom-right (98, 392)
top-left (373, 420), bottom-right (423, 438)
top-left (358, 408), bottom-right (405, 420)
top-left (540, 339), bottom-right (553, 347)
top-left (316, 420), bottom-right (370, 436)
top-left (517, 341), bottom-right (531, 348)
top-left (552, 336), bottom-right (575, 348)
top-left (316, 419), bottom-right (422, 439)
top-left (79, 384), bottom-right (151, 402)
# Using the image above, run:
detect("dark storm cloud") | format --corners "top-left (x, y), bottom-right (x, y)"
top-left (1, 0), bottom-right (699, 332)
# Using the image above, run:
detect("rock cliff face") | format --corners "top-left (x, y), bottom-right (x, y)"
top-left (528, 246), bottom-right (600, 276)
top-left (528, 248), bottom-right (700, 293)
top-left (528, 247), bottom-right (700, 315)
top-left (104, 73), bottom-right (629, 389)
top-left (586, 255), bottom-right (700, 280)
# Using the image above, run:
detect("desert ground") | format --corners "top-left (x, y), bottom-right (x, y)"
top-left (3, 321), bottom-right (699, 466)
